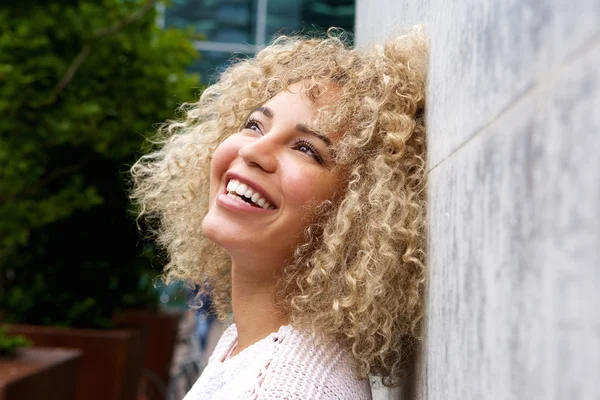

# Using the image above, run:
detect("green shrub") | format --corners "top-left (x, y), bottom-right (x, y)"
top-left (0, 0), bottom-right (201, 328)
top-left (0, 326), bottom-right (31, 357)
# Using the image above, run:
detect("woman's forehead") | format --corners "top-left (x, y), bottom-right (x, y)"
top-left (278, 80), bottom-right (340, 106)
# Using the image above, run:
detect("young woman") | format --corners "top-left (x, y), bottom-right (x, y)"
top-left (131, 28), bottom-right (428, 399)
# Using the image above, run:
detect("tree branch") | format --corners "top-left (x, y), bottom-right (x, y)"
top-left (47, 43), bottom-right (91, 103)
top-left (92, 0), bottom-right (158, 40)
top-left (45, 0), bottom-right (159, 104)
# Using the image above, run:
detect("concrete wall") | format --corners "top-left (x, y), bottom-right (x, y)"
top-left (356, 1), bottom-right (600, 399)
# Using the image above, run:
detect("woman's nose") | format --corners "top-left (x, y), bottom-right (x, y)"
top-left (238, 138), bottom-right (278, 173)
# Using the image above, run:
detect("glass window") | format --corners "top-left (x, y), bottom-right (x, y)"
top-left (164, 0), bottom-right (258, 45)
top-left (187, 51), bottom-right (251, 84)
top-left (162, 0), bottom-right (356, 83)
top-left (266, 0), bottom-right (355, 39)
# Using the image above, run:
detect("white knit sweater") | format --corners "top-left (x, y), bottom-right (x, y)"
top-left (183, 324), bottom-right (372, 399)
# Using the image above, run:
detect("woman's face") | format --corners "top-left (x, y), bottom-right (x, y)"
top-left (202, 83), bottom-right (341, 271)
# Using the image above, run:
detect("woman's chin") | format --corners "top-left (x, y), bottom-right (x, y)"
top-left (202, 214), bottom-right (251, 253)
top-left (201, 214), bottom-right (228, 247)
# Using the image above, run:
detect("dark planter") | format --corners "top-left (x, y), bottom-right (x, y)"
top-left (0, 347), bottom-right (82, 400)
top-left (4, 324), bottom-right (143, 400)
top-left (114, 309), bottom-right (183, 400)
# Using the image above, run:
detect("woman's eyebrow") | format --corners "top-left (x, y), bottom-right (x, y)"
top-left (295, 123), bottom-right (332, 147)
top-left (255, 106), bottom-right (273, 119)
top-left (253, 106), bottom-right (332, 146)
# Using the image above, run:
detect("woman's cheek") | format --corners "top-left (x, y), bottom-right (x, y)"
top-left (209, 138), bottom-right (240, 201)
top-left (284, 167), bottom-right (335, 206)
top-left (212, 137), bottom-right (240, 170)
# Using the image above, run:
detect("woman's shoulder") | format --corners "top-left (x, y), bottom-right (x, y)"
top-left (207, 322), bottom-right (238, 363)
top-left (259, 325), bottom-right (372, 399)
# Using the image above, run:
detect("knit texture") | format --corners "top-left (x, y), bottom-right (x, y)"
top-left (183, 324), bottom-right (372, 399)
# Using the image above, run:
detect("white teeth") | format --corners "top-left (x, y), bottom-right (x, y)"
top-left (235, 184), bottom-right (247, 196)
top-left (228, 180), bottom-right (239, 192)
top-left (227, 192), bottom-right (246, 204)
top-left (226, 178), bottom-right (274, 209)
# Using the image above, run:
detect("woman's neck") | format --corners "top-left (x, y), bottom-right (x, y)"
top-left (229, 258), bottom-right (289, 358)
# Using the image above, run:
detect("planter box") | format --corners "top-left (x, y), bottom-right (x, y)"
top-left (4, 325), bottom-right (143, 400)
top-left (114, 309), bottom-right (183, 400)
top-left (0, 347), bottom-right (81, 400)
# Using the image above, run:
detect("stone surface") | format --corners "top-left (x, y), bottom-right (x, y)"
top-left (356, 0), bottom-right (600, 168)
top-left (423, 44), bottom-right (600, 400)
top-left (356, 1), bottom-right (600, 399)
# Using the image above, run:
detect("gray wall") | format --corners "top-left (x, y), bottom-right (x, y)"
top-left (356, 1), bottom-right (600, 399)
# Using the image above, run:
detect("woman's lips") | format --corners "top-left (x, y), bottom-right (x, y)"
top-left (223, 172), bottom-right (277, 209)
top-left (216, 192), bottom-right (276, 213)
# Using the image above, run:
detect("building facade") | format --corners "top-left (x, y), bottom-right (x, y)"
top-left (162, 0), bottom-right (355, 83)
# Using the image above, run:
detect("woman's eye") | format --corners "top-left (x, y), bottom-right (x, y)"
top-left (298, 144), bottom-right (314, 156)
top-left (294, 140), bottom-right (324, 164)
top-left (243, 119), bottom-right (262, 134)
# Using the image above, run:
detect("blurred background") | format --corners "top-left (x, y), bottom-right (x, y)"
top-left (0, 1), bottom-right (355, 399)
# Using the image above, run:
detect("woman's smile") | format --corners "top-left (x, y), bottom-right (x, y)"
top-left (216, 173), bottom-right (278, 213)
top-left (225, 178), bottom-right (274, 210)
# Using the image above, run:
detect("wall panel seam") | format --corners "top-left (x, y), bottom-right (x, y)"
top-left (428, 33), bottom-right (600, 173)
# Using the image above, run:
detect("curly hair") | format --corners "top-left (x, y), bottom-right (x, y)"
top-left (130, 27), bottom-right (428, 386)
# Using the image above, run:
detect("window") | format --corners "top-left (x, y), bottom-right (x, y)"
top-left (162, 0), bottom-right (355, 83)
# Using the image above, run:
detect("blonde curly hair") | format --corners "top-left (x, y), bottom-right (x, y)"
top-left (131, 28), bottom-right (428, 386)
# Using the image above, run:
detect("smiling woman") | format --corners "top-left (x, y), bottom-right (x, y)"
top-left (131, 27), bottom-right (428, 399)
